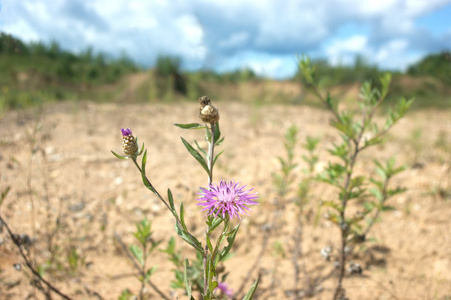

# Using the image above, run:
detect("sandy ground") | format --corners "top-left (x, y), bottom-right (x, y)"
top-left (0, 100), bottom-right (450, 299)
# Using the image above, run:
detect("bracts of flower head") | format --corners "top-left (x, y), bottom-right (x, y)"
top-left (198, 96), bottom-right (219, 124)
top-left (197, 179), bottom-right (259, 220)
top-left (121, 128), bottom-right (139, 156)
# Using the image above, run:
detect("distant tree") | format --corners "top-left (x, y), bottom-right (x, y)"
top-left (28, 41), bottom-right (48, 57)
top-left (0, 33), bottom-right (29, 55)
top-left (293, 56), bottom-right (382, 86)
top-left (155, 55), bottom-right (187, 95)
top-left (47, 40), bottom-right (62, 59)
top-left (407, 51), bottom-right (451, 84)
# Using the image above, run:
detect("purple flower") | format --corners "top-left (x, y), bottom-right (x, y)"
top-left (121, 128), bottom-right (133, 136)
top-left (215, 282), bottom-right (233, 298)
top-left (197, 179), bottom-right (259, 219)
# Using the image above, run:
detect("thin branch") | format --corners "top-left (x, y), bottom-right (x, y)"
top-left (0, 215), bottom-right (72, 300)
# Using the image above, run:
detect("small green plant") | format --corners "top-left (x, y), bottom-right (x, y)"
top-left (271, 126), bottom-right (321, 298)
top-left (272, 126), bottom-right (298, 198)
top-left (161, 236), bottom-right (233, 298)
top-left (292, 135), bottom-right (320, 298)
top-left (127, 218), bottom-right (160, 299)
top-left (298, 56), bottom-right (413, 300)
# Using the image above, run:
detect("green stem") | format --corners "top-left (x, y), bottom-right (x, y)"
top-left (131, 157), bottom-right (172, 213)
top-left (207, 122), bottom-right (216, 185)
top-left (131, 157), bottom-right (203, 253)
top-left (204, 122), bottom-right (216, 298)
top-left (211, 218), bottom-right (229, 261)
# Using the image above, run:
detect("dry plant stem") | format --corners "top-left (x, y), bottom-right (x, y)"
top-left (82, 284), bottom-right (107, 300)
top-left (0, 215), bottom-right (72, 300)
top-left (333, 142), bottom-right (359, 300)
top-left (114, 233), bottom-right (170, 300)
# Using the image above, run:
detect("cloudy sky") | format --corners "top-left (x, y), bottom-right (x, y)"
top-left (1, 0), bottom-right (450, 78)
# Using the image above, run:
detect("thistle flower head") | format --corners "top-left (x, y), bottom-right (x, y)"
top-left (197, 179), bottom-right (259, 220)
top-left (121, 128), bottom-right (138, 156)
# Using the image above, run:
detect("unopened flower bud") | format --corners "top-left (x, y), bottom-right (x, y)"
top-left (198, 96), bottom-right (219, 124)
top-left (121, 128), bottom-right (138, 156)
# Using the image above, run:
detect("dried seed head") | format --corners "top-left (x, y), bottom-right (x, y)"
top-left (198, 96), bottom-right (219, 124)
top-left (121, 128), bottom-right (138, 156)
top-left (200, 104), bottom-right (219, 123)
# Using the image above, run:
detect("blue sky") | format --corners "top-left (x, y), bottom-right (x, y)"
top-left (1, 0), bottom-right (450, 79)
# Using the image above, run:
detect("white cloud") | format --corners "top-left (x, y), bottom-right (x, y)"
top-left (374, 39), bottom-right (421, 70)
top-left (326, 35), bottom-right (369, 65)
top-left (0, 0), bottom-right (450, 78)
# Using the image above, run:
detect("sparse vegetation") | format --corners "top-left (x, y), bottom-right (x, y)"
top-left (0, 32), bottom-right (450, 300)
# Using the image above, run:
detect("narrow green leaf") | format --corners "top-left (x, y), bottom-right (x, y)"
top-left (219, 224), bottom-right (240, 261)
top-left (168, 189), bottom-right (176, 212)
top-left (242, 277), bottom-right (259, 300)
top-left (142, 149), bottom-right (148, 169)
top-left (130, 245), bottom-right (144, 265)
top-left (209, 280), bottom-right (218, 293)
top-left (368, 187), bottom-right (383, 201)
top-left (362, 201), bottom-right (375, 211)
top-left (180, 202), bottom-right (188, 231)
top-left (145, 266), bottom-right (158, 281)
top-left (206, 235), bottom-right (214, 253)
top-left (215, 136), bottom-right (225, 146)
top-left (141, 171), bottom-right (157, 194)
top-left (174, 223), bottom-right (203, 253)
top-left (321, 200), bottom-right (343, 212)
top-left (111, 150), bottom-right (128, 160)
top-left (138, 140), bottom-right (145, 155)
top-left (160, 236), bottom-right (176, 254)
top-left (363, 136), bottom-right (384, 148)
top-left (380, 73), bottom-right (392, 99)
top-left (212, 150), bottom-right (225, 168)
top-left (168, 189), bottom-right (179, 219)
top-left (375, 166), bottom-right (387, 181)
top-left (175, 123), bottom-right (206, 129)
top-left (381, 205), bottom-right (396, 212)
top-left (387, 187), bottom-right (407, 197)
top-left (194, 140), bottom-right (207, 156)
top-left (184, 259), bottom-right (192, 299)
top-left (214, 123), bottom-right (221, 144)
top-left (208, 218), bottom-right (224, 234)
top-left (181, 137), bottom-right (210, 174)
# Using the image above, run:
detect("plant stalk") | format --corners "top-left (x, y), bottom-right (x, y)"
top-left (204, 122), bottom-right (216, 298)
